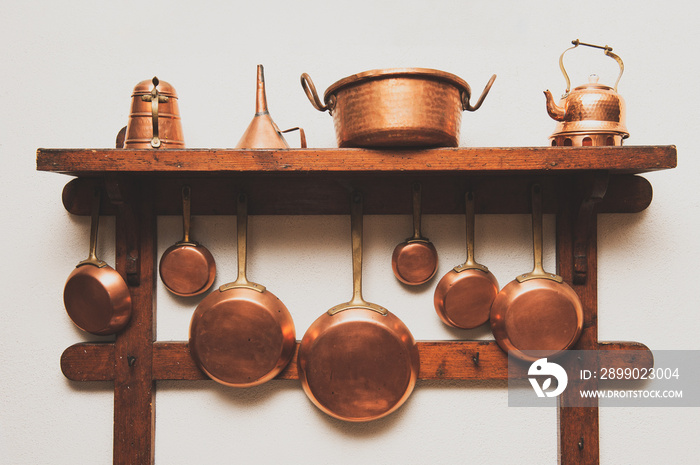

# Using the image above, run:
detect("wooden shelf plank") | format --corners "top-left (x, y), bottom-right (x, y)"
top-left (61, 340), bottom-right (653, 382)
top-left (37, 146), bottom-right (677, 176)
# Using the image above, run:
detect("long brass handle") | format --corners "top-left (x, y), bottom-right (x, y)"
top-left (328, 191), bottom-right (387, 316)
top-left (411, 182), bottom-right (423, 240)
top-left (180, 185), bottom-right (193, 244)
top-left (219, 193), bottom-right (265, 293)
top-left (518, 184), bottom-right (562, 283)
top-left (78, 188), bottom-right (107, 268)
top-left (453, 192), bottom-right (488, 273)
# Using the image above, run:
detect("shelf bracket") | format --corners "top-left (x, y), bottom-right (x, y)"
top-left (105, 175), bottom-right (141, 286)
top-left (572, 171), bottom-right (609, 284)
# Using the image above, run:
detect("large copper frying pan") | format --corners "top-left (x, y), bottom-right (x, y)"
top-left (490, 184), bottom-right (583, 361)
top-left (63, 189), bottom-right (132, 335)
top-left (434, 192), bottom-right (499, 329)
top-left (189, 193), bottom-right (295, 387)
top-left (298, 191), bottom-right (419, 422)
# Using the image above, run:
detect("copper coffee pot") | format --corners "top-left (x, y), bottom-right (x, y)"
top-left (124, 77), bottom-right (184, 149)
top-left (544, 40), bottom-right (629, 146)
top-left (236, 65), bottom-right (306, 149)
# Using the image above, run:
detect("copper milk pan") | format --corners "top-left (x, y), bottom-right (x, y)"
top-left (63, 189), bottom-right (132, 335)
top-left (301, 68), bottom-right (496, 148)
top-left (490, 185), bottom-right (583, 361)
top-left (159, 185), bottom-right (216, 297)
top-left (297, 191), bottom-right (419, 422)
top-left (434, 192), bottom-right (499, 329)
top-left (124, 77), bottom-right (184, 149)
top-left (392, 182), bottom-right (438, 285)
top-left (189, 193), bottom-right (295, 387)
top-left (236, 65), bottom-right (307, 149)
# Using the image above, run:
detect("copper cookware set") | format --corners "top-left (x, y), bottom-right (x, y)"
top-left (63, 39), bottom-right (626, 421)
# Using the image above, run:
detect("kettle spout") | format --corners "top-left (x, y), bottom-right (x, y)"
top-left (544, 90), bottom-right (566, 121)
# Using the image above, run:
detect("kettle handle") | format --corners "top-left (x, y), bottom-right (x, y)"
top-left (559, 39), bottom-right (625, 95)
top-left (300, 73), bottom-right (330, 112)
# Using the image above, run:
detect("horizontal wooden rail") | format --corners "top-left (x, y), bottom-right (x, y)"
top-left (61, 340), bottom-right (652, 382)
top-left (60, 174), bottom-right (653, 216)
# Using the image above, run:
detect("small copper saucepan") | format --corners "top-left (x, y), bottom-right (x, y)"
top-left (490, 184), bottom-right (583, 361)
top-left (434, 192), bottom-right (499, 329)
top-left (63, 188), bottom-right (132, 335)
top-left (392, 182), bottom-right (438, 285)
top-left (159, 185), bottom-right (216, 297)
top-left (298, 191), bottom-right (419, 422)
top-left (189, 193), bottom-right (295, 387)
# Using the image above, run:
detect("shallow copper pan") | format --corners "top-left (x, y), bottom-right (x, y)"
top-left (298, 191), bottom-right (419, 422)
top-left (63, 189), bottom-right (131, 335)
top-left (189, 193), bottom-right (295, 387)
top-left (490, 185), bottom-right (583, 361)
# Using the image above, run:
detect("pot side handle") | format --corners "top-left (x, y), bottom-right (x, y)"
top-left (300, 73), bottom-right (329, 112)
top-left (462, 74), bottom-right (497, 112)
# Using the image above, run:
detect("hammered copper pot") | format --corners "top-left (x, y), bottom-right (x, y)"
top-left (301, 68), bottom-right (496, 148)
top-left (124, 77), bottom-right (184, 149)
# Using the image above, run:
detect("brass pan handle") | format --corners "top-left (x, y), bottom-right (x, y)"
top-left (462, 74), bottom-right (497, 112)
top-left (559, 39), bottom-right (625, 95)
top-left (301, 73), bottom-right (332, 112)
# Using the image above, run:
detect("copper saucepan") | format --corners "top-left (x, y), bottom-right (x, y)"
top-left (301, 68), bottom-right (496, 148)
top-left (189, 193), bottom-right (296, 387)
top-left (392, 182), bottom-right (438, 285)
top-left (159, 185), bottom-right (216, 297)
top-left (298, 191), bottom-right (420, 422)
top-left (434, 192), bottom-right (499, 329)
top-left (63, 188), bottom-right (132, 335)
top-left (490, 184), bottom-right (583, 361)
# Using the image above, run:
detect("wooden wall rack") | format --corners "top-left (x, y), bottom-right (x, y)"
top-left (37, 145), bottom-right (677, 465)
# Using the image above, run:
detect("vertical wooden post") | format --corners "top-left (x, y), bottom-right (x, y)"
top-left (556, 178), bottom-right (600, 464)
top-left (112, 180), bottom-right (156, 465)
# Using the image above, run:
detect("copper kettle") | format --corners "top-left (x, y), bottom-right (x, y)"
top-left (124, 77), bottom-right (185, 149)
top-left (544, 40), bottom-right (629, 146)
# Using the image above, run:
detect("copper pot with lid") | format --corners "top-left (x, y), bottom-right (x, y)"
top-left (544, 40), bottom-right (629, 146)
top-left (301, 68), bottom-right (496, 148)
top-left (124, 76), bottom-right (184, 149)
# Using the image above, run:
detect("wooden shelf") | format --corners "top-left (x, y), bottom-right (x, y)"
top-left (37, 146), bottom-right (676, 175)
top-left (39, 145), bottom-right (677, 465)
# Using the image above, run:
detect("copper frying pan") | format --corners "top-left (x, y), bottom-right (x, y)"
top-left (63, 188), bottom-right (132, 335)
top-left (189, 193), bottom-right (295, 387)
top-left (159, 185), bottom-right (216, 297)
top-left (391, 182), bottom-right (438, 285)
top-left (434, 192), bottom-right (499, 329)
top-left (490, 184), bottom-right (583, 361)
top-left (298, 191), bottom-right (419, 422)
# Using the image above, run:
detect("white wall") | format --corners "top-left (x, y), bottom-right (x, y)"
top-left (2, 1), bottom-right (698, 464)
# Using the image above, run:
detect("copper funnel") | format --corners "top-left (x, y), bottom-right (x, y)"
top-left (236, 65), bottom-right (306, 149)
top-left (124, 77), bottom-right (184, 149)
